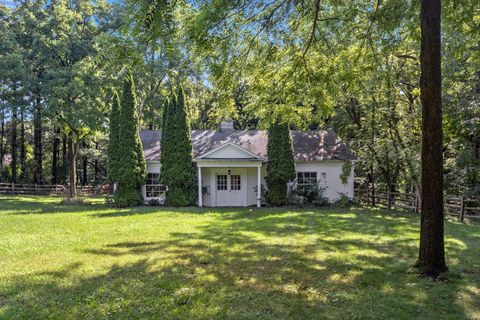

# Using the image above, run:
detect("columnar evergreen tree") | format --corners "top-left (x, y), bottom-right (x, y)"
top-left (115, 74), bottom-right (146, 206)
top-left (160, 96), bottom-right (175, 186)
top-left (265, 122), bottom-right (296, 206)
top-left (107, 91), bottom-right (121, 184)
top-left (161, 86), bottom-right (196, 206)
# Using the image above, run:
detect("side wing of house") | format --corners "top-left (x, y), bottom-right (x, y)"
top-left (294, 160), bottom-right (355, 202)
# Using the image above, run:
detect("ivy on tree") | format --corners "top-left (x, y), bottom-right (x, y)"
top-left (114, 73), bottom-right (146, 207)
top-left (265, 122), bottom-right (296, 206)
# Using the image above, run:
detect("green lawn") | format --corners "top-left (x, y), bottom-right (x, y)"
top-left (0, 196), bottom-right (479, 320)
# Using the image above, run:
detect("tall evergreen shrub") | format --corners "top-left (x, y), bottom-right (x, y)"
top-left (265, 122), bottom-right (296, 206)
top-left (160, 85), bottom-right (196, 206)
top-left (160, 96), bottom-right (175, 186)
top-left (115, 73), bottom-right (146, 206)
top-left (107, 90), bottom-right (121, 183)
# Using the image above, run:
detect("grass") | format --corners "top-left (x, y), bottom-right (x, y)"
top-left (0, 196), bottom-right (479, 320)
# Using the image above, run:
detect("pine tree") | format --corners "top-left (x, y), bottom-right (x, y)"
top-left (265, 122), bottom-right (296, 206)
top-left (115, 74), bottom-right (146, 207)
top-left (107, 91), bottom-right (121, 184)
top-left (161, 86), bottom-right (196, 206)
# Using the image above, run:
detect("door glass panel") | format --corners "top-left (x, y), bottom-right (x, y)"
top-left (231, 174), bottom-right (241, 190)
top-left (217, 175), bottom-right (227, 190)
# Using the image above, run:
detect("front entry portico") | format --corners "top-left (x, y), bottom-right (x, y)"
top-left (195, 141), bottom-right (266, 207)
top-left (196, 161), bottom-right (263, 207)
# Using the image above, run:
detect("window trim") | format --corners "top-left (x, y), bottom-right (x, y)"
top-left (145, 172), bottom-right (165, 198)
top-left (296, 171), bottom-right (318, 192)
top-left (230, 174), bottom-right (241, 191)
top-left (217, 174), bottom-right (228, 191)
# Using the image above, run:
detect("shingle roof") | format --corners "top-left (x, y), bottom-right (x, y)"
top-left (140, 129), bottom-right (356, 162)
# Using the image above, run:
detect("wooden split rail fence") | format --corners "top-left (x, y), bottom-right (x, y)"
top-left (354, 188), bottom-right (480, 222)
top-left (0, 182), bottom-right (111, 197)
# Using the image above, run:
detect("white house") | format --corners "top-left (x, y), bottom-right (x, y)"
top-left (140, 122), bottom-right (356, 207)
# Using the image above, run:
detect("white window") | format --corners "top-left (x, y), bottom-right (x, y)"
top-left (217, 175), bottom-right (227, 190)
top-left (297, 172), bottom-right (318, 192)
top-left (231, 174), bottom-right (241, 190)
top-left (146, 173), bottom-right (165, 197)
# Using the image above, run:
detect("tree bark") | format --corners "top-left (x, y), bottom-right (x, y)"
top-left (51, 127), bottom-right (60, 185)
top-left (62, 134), bottom-right (68, 184)
top-left (11, 105), bottom-right (18, 183)
top-left (67, 132), bottom-right (78, 198)
top-left (94, 141), bottom-right (99, 184)
top-left (20, 106), bottom-right (26, 182)
top-left (82, 140), bottom-right (88, 186)
top-left (415, 0), bottom-right (448, 277)
top-left (33, 98), bottom-right (43, 184)
top-left (0, 109), bottom-right (5, 180)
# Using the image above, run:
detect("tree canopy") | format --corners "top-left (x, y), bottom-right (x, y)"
top-left (0, 0), bottom-right (478, 204)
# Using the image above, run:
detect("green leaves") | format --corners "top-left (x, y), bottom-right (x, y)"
top-left (160, 85), bottom-right (196, 207)
top-left (114, 74), bottom-right (147, 206)
top-left (107, 90), bottom-right (122, 183)
top-left (265, 122), bottom-right (296, 206)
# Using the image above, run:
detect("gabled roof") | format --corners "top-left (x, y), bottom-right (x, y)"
top-left (140, 129), bottom-right (356, 162)
top-left (196, 141), bottom-right (265, 160)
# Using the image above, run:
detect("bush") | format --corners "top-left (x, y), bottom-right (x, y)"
top-left (290, 185), bottom-right (329, 207)
top-left (334, 192), bottom-right (352, 208)
top-left (147, 199), bottom-right (161, 206)
top-left (114, 187), bottom-right (143, 207)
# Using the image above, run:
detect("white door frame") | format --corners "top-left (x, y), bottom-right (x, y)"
top-left (214, 168), bottom-right (247, 207)
top-left (196, 160), bottom-right (263, 207)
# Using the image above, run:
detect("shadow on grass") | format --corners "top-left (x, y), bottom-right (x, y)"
top-left (2, 205), bottom-right (478, 319)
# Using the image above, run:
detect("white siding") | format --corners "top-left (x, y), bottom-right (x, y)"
top-left (294, 161), bottom-right (354, 202)
top-left (145, 160), bottom-right (354, 206)
top-left (246, 165), bottom-right (266, 206)
top-left (200, 167), bottom-right (212, 206)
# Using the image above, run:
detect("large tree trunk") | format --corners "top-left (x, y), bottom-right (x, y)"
top-left (62, 134), bottom-right (68, 184)
top-left (51, 127), bottom-right (60, 185)
top-left (20, 106), bottom-right (26, 182)
top-left (11, 105), bottom-right (18, 183)
top-left (82, 141), bottom-right (88, 186)
top-left (0, 109), bottom-right (5, 180)
top-left (67, 133), bottom-right (78, 198)
top-left (94, 141), bottom-right (99, 184)
top-left (415, 0), bottom-right (448, 277)
top-left (33, 99), bottom-right (43, 184)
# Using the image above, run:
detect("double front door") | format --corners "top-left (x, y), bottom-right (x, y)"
top-left (215, 168), bottom-right (247, 207)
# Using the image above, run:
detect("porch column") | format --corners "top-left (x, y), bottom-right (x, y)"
top-left (257, 165), bottom-right (261, 207)
top-left (197, 166), bottom-right (203, 207)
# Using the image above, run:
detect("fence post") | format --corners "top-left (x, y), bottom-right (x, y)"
top-left (11, 182), bottom-right (14, 194)
top-left (35, 183), bottom-right (37, 194)
top-left (459, 195), bottom-right (465, 222)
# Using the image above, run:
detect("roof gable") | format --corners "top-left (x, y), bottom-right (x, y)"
top-left (197, 142), bottom-right (262, 160)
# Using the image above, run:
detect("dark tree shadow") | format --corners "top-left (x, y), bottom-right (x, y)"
top-left (1, 203), bottom-right (478, 319)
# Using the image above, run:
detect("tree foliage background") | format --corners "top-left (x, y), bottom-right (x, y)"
top-left (0, 0), bottom-right (478, 198)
